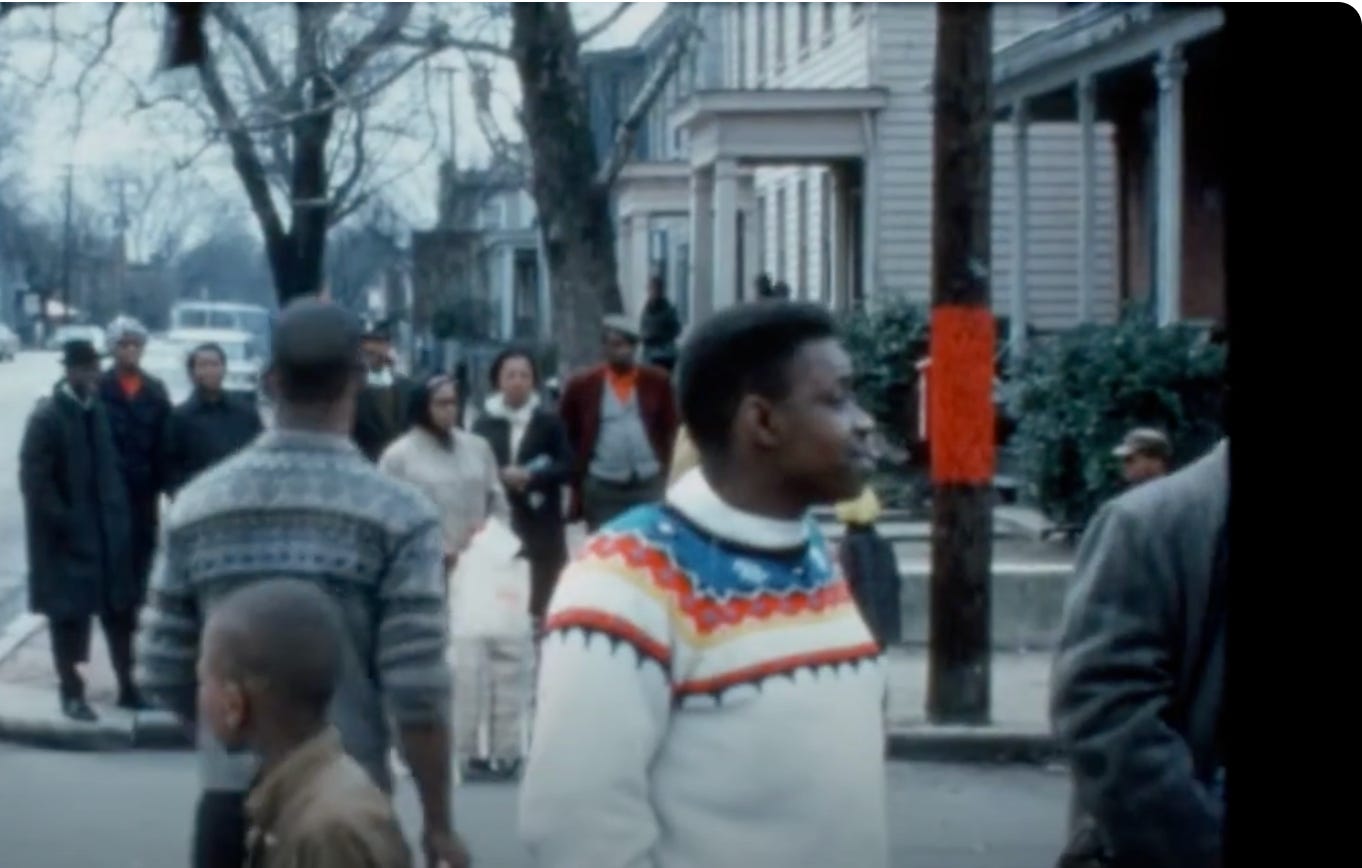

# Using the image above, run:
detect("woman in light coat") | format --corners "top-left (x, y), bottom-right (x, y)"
top-left (378, 375), bottom-right (526, 783)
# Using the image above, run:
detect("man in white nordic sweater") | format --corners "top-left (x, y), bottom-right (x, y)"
top-left (519, 302), bottom-right (890, 868)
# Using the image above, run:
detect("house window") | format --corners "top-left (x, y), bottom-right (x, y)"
top-left (775, 186), bottom-right (788, 282)
top-left (797, 177), bottom-right (809, 299)
top-left (775, 5), bottom-right (786, 72)
top-left (799, 3), bottom-right (811, 55)
top-left (755, 5), bottom-right (767, 82)
top-left (735, 4), bottom-right (747, 87)
top-left (823, 3), bottom-right (835, 43)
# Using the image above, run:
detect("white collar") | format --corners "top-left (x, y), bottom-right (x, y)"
top-left (367, 367), bottom-right (395, 388)
top-left (665, 467), bottom-right (809, 550)
top-left (483, 392), bottom-right (539, 424)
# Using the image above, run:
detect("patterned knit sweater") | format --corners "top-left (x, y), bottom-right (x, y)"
top-left (136, 430), bottom-right (451, 794)
top-left (519, 469), bottom-right (889, 868)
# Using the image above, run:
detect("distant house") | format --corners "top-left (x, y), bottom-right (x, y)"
top-left (410, 158), bottom-right (549, 346)
top-left (605, 3), bottom-right (1133, 351)
top-left (992, 2), bottom-right (1225, 330)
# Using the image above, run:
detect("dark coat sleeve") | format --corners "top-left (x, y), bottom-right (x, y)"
top-left (19, 402), bottom-right (68, 533)
top-left (527, 412), bottom-right (573, 493)
top-left (163, 408), bottom-right (187, 497)
top-left (1050, 500), bottom-right (1223, 868)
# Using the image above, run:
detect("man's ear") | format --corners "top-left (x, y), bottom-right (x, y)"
top-left (736, 394), bottom-right (782, 450)
top-left (221, 681), bottom-right (250, 741)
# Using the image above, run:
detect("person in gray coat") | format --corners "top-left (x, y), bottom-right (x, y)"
top-left (20, 340), bottom-right (138, 721)
top-left (1051, 439), bottom-right (1227, 868)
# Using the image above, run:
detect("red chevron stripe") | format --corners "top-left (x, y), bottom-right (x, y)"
top-left (674, 641), bottom-right (882, 697)
top-left (545, 607), bottom-right (672, 666)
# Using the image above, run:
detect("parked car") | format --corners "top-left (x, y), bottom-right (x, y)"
top-left (45, 324), bottom-right (107, 352)
top-left (0, 323), bottom-right (19, 361)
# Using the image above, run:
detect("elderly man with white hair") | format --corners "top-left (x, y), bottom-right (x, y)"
top-left (99, 316), bottom-right (172, 708)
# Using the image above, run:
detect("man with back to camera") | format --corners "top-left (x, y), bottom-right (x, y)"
top-left (137, 298), bottom-right (469, 868)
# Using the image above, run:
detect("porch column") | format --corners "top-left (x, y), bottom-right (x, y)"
top-left (712, 158), bottom-right (740, 311)
top-left (536, 229), bottom-right (551, 339)
top-left (1154, 45), bottom-right (1187, 326)
top-left (1010, 101), bottom-right (1029, 359)
top-left (742, 201), bottom-right (761, 301)
top-left (630, 212), bottom-right (652, 317)
top-left (689, 166), bottom-right (715, 321)
top-left (1077, 75), bottom-right (1096, 325)
top-left (500, 246), bottom-right (515, 339)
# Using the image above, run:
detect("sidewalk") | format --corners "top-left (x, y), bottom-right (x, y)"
top-left (0, 612), bottom-right (1056, 761)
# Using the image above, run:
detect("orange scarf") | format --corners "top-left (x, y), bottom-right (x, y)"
top-left (605, 366), bottom-right (638, 404)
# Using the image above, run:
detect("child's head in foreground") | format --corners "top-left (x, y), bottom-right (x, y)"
top-left (197, 579), bottom-right (342, 752)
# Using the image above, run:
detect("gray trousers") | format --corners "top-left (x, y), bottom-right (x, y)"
top-left (583, 473), bottom-right (665, 532)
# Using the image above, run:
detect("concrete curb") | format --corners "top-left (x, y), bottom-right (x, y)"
top-left (886, 725), bottom-right (1059, 765)
top-left (0, 684), bottom-right (192, 751)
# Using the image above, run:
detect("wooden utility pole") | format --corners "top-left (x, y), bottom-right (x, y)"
top-left (926, 3), bottom-right (995, 724)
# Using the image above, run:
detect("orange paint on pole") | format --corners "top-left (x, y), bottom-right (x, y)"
top-left (928, 305), bottom-right (996, 485)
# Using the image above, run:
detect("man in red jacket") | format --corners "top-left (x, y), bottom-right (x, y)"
top-left (559, 316), bottom-right (679, 531)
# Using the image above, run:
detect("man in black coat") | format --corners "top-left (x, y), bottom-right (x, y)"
top-left (99, 317), bottom-right (172, 608)
top-left (164, 342), bottom-right (264, 496)
top-left (352, 325), bottom-right (417, 462)
top-left (639, 276), bottom-right (682, 373)
top-left (20, 340), bottom-right (139, 720)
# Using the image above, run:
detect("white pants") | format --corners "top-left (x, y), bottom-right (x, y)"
top-left (452, 635), bottom-right (530, 762)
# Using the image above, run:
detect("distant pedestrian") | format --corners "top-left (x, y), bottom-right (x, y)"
top-left (520, 302), bottom-right (889, 868)
top-left (353, 323), bottom-right (418, 462)
top-left (1112, 427), bottom-right (1172, 487)
top-left (20, 340), bottom-right (141, 720)
top-left (200, 581), bottom-right (411, 868)
top-left (378, 375), bottom-right (519, 783)
top-left (753, 272), bottom-right (775, 300)
top-left (772, 280), bottom-right (793, 300)
top-left (163, 342), bottom-right (264, 496)
top-left (473, 348), bottom-right (573, 626)
top-left (639, 276), bottom-right (682, 372)
top-left (1052, 440), bottom-right (1227, 868)
top-left (137, 299), bottom-right (469, 868)
top-left (559, 315), bottom-right (679, 531)
top-left (100, 316), bottom-right (172, 615)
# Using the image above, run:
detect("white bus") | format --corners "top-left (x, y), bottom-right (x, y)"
top-left (170, 301), bottom-right (273, 357)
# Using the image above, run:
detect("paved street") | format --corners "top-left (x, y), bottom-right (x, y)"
top-left (0, 743), bottom-right (1069, 868)
top-left (0, 352), bottom-right (58, 626)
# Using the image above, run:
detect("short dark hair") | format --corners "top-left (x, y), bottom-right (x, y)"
top-left (270, 298), bottom-right (364, 405)
top-left (488, 347), bottom-right (540, 390)
top-left (408, 374), bottom-right (457, 434)
top-left (186, 342), bottom-right (227, 375)
top-left (206, 580), bottom-right (343, 719)
top-left (675, 301), bottom-right (838, 454)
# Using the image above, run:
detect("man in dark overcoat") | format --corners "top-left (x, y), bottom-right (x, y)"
top-left (352, 323), bottom-right (418, 462)
top-left (20, 340), bottom-right (139, 720)
top-left (99, 316), bottom-right (172, 613)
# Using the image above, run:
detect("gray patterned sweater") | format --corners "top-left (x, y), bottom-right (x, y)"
top-left (135, 429), bottom-right (451, 794)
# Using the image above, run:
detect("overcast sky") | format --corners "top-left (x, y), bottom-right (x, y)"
top-left (0, 2), bottom-right (665, 254)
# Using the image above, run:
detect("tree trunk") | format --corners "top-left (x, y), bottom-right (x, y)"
top-left (926, 3), bottom-right (995, 725)
top-left (510, 3), bottom-right (624, 373)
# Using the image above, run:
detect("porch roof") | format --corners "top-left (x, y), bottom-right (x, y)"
top-left (672, 88), bottom-right (889, 168)
top-left (992, 2), bottom-right (1223, 117)
top-left (615, 161), bottom-right (755, 219)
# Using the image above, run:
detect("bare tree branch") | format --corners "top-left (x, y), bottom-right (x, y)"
top-left (594, 13), bottom-right (699, 189)
top-left (578, 2), bottom-right (633, 45)
top-left (195, 45), bottom-right (287, 248)
top-left (329, 108), bottom-right (368, 224)
top-left (209, 4), bottom-right (288, 97)
top-left (330, 2), bottom-right (414, 86)
top-left (73, 3), bottom-right (123, 103)
top-left (393, 20), bottom-right (513, 60)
